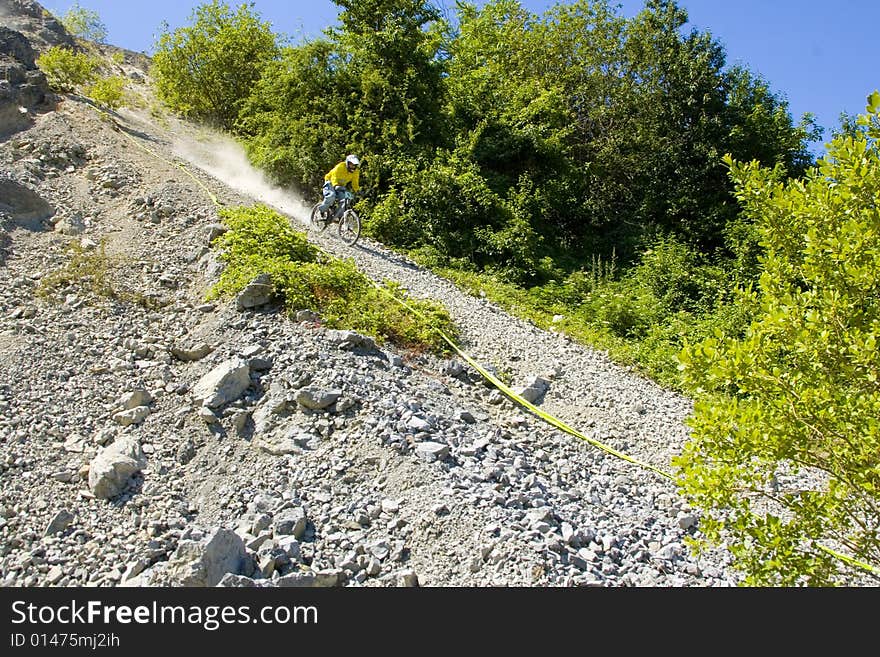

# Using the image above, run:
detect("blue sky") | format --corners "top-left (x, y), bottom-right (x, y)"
top-left (39, 0), bottom-right (879, 152)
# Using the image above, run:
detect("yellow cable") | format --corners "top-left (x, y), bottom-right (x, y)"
top-left (378, 281), bottom-right (880, 580)
top-left (817, 544), bottom-right (880, 577)
top-left (371, 280), bottom-right (675, 481)
top-left (117, 125), bottom-right (221, 208)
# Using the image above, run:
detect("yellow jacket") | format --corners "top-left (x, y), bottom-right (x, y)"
top-left (324, 161), bottom-right (360, 192)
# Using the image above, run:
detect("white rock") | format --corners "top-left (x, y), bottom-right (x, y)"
top-left (192, 358), bottom-right (251, 408)
top-left (118, 388), bottom-right (152, 411)
top-left (144, 528), bottom-right (247, 587)
top-left (88, 437), bottom-right (146, 499)
top-left (414, 442), bottom-right (449, 462)
top-left (112, 405), bottom-right (150, 426)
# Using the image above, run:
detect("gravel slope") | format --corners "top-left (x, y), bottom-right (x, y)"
top-left (0, 30), bottom-right (753, 587)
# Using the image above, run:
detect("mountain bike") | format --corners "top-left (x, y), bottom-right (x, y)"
top-left (310, 186), bottom-right (361, 246)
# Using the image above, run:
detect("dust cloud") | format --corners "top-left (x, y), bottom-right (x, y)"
top-left (169, 128), bottom-right (314, 227)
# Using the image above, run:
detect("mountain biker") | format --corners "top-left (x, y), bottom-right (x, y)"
top-left (316, 154), bottom-right (360, 217)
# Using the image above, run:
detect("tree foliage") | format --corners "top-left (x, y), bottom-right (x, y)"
top-left (330, 0), bottom-right (447, 156)
top-left (60, 2), bottom-right (108, 43)
top-left (676, 93), bottom-right (880, 586)
top-left (166, 0), bottom-right (815, 276)
top-left (437, 0), bottom-right (817, 263)
top-left (236, 0), bottom-right (447, 197)
top-left (151, 1), bottom-right (279, 130)
top-left (36, 46), bottom-right (99, 92)
top-left (238, 40), bottom-right (352, 189)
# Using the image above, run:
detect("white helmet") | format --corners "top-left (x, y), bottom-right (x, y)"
top-left (345, 154), bottom-right (360, 167)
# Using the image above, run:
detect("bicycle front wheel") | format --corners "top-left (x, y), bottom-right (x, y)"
top-left (310, 203), bottom-right (328, 232)
top-left (338, 209), bottom-right (361, 246)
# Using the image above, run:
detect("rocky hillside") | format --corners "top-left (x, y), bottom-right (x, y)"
top-left (0, 0), bottom-right (750, 587)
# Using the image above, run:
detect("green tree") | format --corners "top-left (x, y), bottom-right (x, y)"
top-left (676, 92), bottom-right (880, 586)
top-left (238, 40), bottom-right (356, 190)
top-left (329, 0), bottom-right (448, 157)
top-left (442, 0), bottom-right (815, 261)
top-left (151, 1), bottom-right (279, 130)
top-left (60, 2), bottom-right (108, 43)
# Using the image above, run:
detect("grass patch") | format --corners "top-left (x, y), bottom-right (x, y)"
top-left (409, 247), bottom-right (748, 392)
top-left (429, 263), bottom-right (639, 367)
top-left (36, 240), bottom-right (166, 309)
top-left (208, 204), bottom-right (457, 355)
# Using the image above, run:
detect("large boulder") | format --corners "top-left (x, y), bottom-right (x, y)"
top-left (192, 358), bottom-right (251, 408)
top-left (141, 528), bottom-right (249, 587)
top-left (88, 437), bottom-right (146, 499)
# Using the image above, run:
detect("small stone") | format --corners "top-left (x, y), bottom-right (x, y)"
top-left (399, 570), bottom-right (419, 587)
top-left (44, 509), bottom-right (75, 536)
top-left (369, 541), bottom-right (390, 561)
top-left (274, 507), bottom-right (308, 539)
top-left (112, 405), bottom-right (150, 427)
top-left (198, 406), bottom-right (218, 424)
top-left (171, 343), bottom-right (213, 362)
top-left (236, 274), bottom-right (274, 310)
top-left (381, 499), bottom-right (400, 514)
top-left (414, 441), bottom-right (449, 462)
top-left (47, 566), bottom-right (65, 585)
top-left (677, 514), bottom-right (698, 531)
top-left (118, 388), bottom-right (152, 411)
top-left (295, 310), bottom-right (319, 322)
top-left (295, 388), bottom-right (341, 411)
top-left (121, 559), bottom-right (149, 582)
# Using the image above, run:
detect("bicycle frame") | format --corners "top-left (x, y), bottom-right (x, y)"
top-left (329, 187), bottom-right (354, 218)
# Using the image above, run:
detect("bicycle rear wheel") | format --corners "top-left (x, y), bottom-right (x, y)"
top-left (310, 203), bottom-right (328, 232)
top-left (338, 209), bottom-right (361, 246)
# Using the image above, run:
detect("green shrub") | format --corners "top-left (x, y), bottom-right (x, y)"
top-left (579, 278), bottom-right (660, 339)
top-left (36, 240), bottom-right (165, 309)
top-left (152, 0), bottom-right (278, 130)
top-left (85, 75), bottom-right (127, 110)
top-left (36, 46), bottom-right (98, 92)
top-left (629, 235), bottom-right (724, 315)
top-left (335, 282), bottom-right (456, 354)
top-left (36, 240), bottom-right (114, 299)
top-left (675, 94), bottom-right (880, 585)
top-left (213, 204), bottom-right (317, 263)
top-left (208, 205), bottom-right (456, 354)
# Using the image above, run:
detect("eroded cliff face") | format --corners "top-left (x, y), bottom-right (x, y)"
top-left (0, 0), bottom-right (77, 53)
top-left (0, 0), bottom-right (68, 137)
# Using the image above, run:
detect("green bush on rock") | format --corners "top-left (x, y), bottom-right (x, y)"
top-left (208, 205), bottom-right (457, 354)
